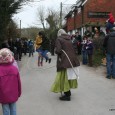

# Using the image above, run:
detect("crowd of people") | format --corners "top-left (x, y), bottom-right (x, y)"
top-left (71, 31), bottom-right (94, 67)
top-left (70, 12), bottom-right (115, 81)
top-left (1, 38), bottom-right (35, 61)
top-left (0, 12), bottom-right (115, 115)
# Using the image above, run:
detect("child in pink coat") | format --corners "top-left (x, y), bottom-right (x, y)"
top-left (0, 48), bottom-right (21, 115)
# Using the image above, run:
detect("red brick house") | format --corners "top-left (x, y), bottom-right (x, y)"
top-left (65, 0), bottom-right (115, 36)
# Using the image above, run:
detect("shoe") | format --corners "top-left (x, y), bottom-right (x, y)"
top-left (106, 75), bottom-right (111, 79)
top-left (41, 62), bottom-right (43, 66)
top-left (59, 95), bottom-right (70, 101)
top-left (46, 59), bottom-right (48, 62)
top-left (49, 58), bottom-right (51, 63)
top-left (38, 63), bottom-right (40, 66)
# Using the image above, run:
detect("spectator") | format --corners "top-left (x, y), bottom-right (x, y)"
top-left (71, 34), bottom-right (78, 54)
top-left (15, 38), bottom-right (22, 61)
top-left (75, 32), bottom-right (82, 55)
top-left (8, 38), bottom-right (15, 53)
top-left (103, 27), bottom-right (115, 79)
top-left (86, 38), bottom-right (94, 67)
top-left (84, 27), bottom-right (92, 38)
top-left (0, 48), bottom-right (21, 115)
top-left (81, 36), bottom-right (88, 65)
top-left (23, 39), bottom-right (28, 55)
top-left (28, 40), bottom-right (34, 57)
top-left (106, 12), bottom-right (115, 34)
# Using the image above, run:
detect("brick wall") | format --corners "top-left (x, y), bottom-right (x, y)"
top-left (66, 17), bottom-right (74, 31)
top-left (84, 0), bottom-right (115, 24)
top-left (66, 0), bottom-right (115, 31)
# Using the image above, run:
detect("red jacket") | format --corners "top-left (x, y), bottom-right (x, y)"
top-left (0, 64), bottom-right (21, 104)
top-left (108, 13), bottom-right (115, 24)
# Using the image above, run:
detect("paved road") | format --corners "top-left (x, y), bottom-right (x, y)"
top-left (0, 53), bottom-right (115, 115)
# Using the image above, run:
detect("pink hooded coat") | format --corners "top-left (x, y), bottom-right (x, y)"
top-left (0, 48), bottom-right (21, 104)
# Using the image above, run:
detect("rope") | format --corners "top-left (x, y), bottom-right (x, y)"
top-left (61, 49), bottom-right (79, 79)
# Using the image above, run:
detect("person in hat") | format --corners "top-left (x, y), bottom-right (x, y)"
top-left (51, 29), bottom-right (80, 101)
top-left (106, 13), bottom-right (115, 34)
top-left (103, 27), bottom-right (115, 79)
top-left (0, 48), bottom-right (21, 115)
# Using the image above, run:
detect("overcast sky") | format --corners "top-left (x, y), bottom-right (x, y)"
top-left (12, 0), bottom-right (77, 28)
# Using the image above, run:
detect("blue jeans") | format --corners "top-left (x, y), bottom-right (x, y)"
top-left (82, 51), bottom-right (88, 64)
top-left (42, 50), bottom-right (49, 60)
top-left (106, 53), bottom-right (115, 77)
top-left (2, 102), bottom-right (16, 115)
top-left (36, 48), bottom-right (49, 60)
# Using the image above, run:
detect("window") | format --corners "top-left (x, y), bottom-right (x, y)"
top-left (78, 7), bottom-right (81, 14)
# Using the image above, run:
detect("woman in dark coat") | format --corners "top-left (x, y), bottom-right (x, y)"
top-left (51, 29), bottom-right (80, 101)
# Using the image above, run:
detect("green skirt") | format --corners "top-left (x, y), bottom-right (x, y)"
top-left (51, 70), bottom-right (78, 93)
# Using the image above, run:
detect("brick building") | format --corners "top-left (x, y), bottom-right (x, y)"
top-left (65, 0), bottom-right (115, 36)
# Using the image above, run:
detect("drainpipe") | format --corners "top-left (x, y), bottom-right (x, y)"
top-left (81, 5), bottom-right (84, 36)
top-left (74, 7), bottom-right (77, 33)
top-left (81, 0), bottom-right (88, 36)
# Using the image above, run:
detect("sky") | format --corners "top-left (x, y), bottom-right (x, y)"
top-left (12, 0), bottom-right (78, 28)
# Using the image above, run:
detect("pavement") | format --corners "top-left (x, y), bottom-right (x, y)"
top-left (0, 52), bottom-right (115, 115)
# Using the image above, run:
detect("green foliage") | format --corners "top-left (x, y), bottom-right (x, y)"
top-left (92, 34), bottom-right (106, 66)
top-left (93, 49), bottom-right (105, 67)
top-left (7, 20), bottom-right (19, 39)
top-left (0, 0), bottom-right (29, 47)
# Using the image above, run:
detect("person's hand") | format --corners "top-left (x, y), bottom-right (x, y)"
top-left (86, 46), bottom-right (88, 49)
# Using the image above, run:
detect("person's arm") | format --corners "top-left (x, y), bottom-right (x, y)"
top-left (55, 39), bottom-right (62, 54)
top-left (17, 72), bottom-right (21, 97)
top-left (103, 35), bottom-right (109, 48)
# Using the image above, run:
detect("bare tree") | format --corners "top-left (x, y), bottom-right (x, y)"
top-left (46, 8), bottom-right (60, 30)
top-left (36, 6), bottom-right (46, 31)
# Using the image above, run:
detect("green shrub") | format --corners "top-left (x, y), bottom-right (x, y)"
top-left (93, 49), bottom-right (105, 67)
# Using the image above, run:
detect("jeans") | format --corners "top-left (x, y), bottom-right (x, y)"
top-left (2, 102), bottom-right (16, 115)
top-left (106, 53), bottom-right (115, 76)
top-left (36, 48), bottom-right (49, 60)
top-left (29, 46), bottom-right (34, 57)
top-left (88, 54), bottom-right (93, 66)
top-left (42, 50), bottom-right (49, 60)
top-left (82, 51), bottom-right (88, 64)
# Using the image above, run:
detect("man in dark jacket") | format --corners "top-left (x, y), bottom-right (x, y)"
top-left (75, 32), bottom-right (82, 55)
top-left (15, 38), bottom-right (22, 61)
top-left (103, 27), bottom-right (115, 79)
top-left (8, 38), bottom-right (15, 52)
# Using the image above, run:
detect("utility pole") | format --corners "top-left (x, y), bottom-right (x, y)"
top-left (60, 2), bottom-right (62, 28)
top-left (20, 20), bottom-right (21, 38)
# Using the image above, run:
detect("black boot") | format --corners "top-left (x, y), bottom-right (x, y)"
top-left (59, 90), bottom-right (71, 101)
top-left (59, 95), bottom-right (70, 101)
top-left (49, 58), bottom-right (51, 63)
top-left (64, 90), bottom-right (71, 96)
